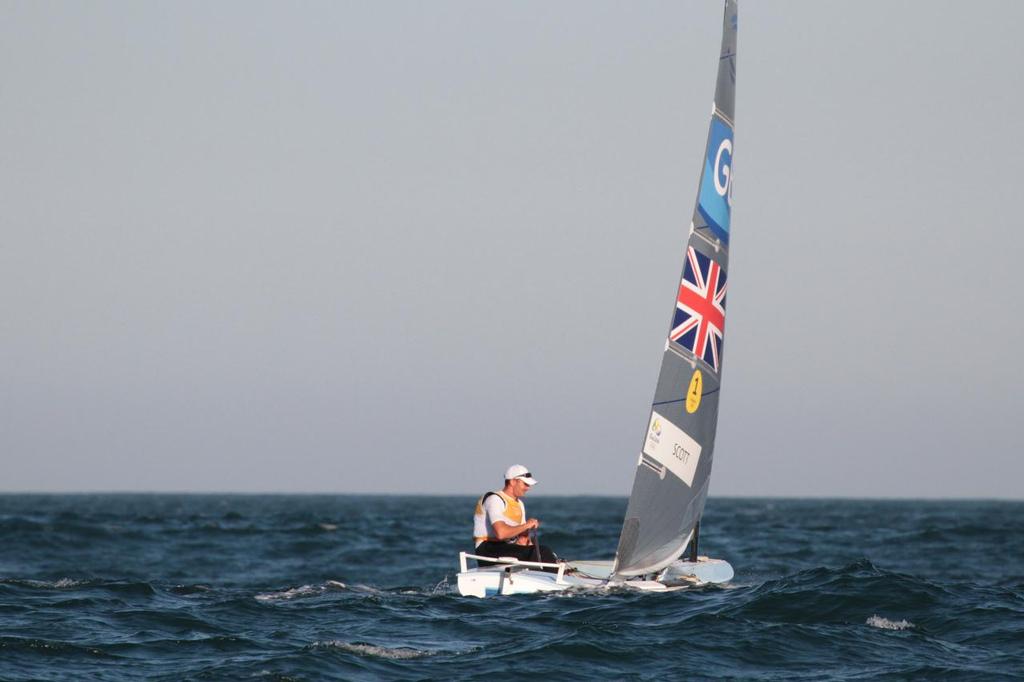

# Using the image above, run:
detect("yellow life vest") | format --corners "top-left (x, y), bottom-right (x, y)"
top-left (473, 490), bottom-right (525, 545)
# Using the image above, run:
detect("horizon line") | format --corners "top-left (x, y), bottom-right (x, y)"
top-left (0, 490), bottom-right (1020, 503)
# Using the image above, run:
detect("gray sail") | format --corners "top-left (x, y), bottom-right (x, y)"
top-left (613, 0), bottom-right (737, 578)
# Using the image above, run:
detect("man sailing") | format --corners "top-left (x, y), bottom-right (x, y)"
top-left (473, 465), bottom-right (558, 570)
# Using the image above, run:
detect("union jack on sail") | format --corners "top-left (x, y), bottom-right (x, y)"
top-left (670, 246), bottom-right (727, 372)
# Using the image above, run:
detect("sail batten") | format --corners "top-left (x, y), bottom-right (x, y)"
top-left (612, 0), bottom-right (738, 578)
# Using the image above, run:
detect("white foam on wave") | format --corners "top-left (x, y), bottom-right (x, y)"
top-left (255, 584), bottom-right (319, 602)
top-left (255, 580), bottom-right (347, 602)
top-left (866, 615), bottom-right (915, 631)
top-left (312, 641), bottom-right (434, 659)
top-left (347, 583), bottom-right (384, 595)
top-left (13, 577), bottom-right (87, 589)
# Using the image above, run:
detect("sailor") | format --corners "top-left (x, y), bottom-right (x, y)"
top-left (472, 464), bottom-right (559, 571)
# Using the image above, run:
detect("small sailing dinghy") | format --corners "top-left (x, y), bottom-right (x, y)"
top-left (458, 0), bottom-right (739, 598)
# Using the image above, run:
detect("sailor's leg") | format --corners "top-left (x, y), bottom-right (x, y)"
top-left (473, 541), bottom-right (518, 567)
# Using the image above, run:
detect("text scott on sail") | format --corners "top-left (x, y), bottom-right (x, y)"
top-left (673, 444), bottom-right (693, 464)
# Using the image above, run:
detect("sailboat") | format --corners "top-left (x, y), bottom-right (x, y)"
top-left (457, 0), bottom-right (739, 598)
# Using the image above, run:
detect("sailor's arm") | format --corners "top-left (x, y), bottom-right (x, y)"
top-left (491, 518), bottom-right (539, 541)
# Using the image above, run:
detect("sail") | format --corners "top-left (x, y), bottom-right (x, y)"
top-left (613, 0), bottom-right (738, 577)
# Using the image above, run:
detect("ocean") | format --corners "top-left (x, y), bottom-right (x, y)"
top-left (0, 495), bottom-right (1021, 680)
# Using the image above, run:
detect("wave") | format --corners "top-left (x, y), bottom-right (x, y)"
top-left (866, 615), bottom-right (915, 630)
top-left (0, 577), bottom-right (87, 589)
top-left (310, 641), bottom-right (436, 659)
top-left (252, 580), bottom-right (454, 605)
top-left (0, 636), bottom-right (115, 658)
top-left (0, 517), bottom-right (46, 532)
top-left (307, 640), bottom-right (480, 660)
top-left (168, 584), bottom-right (214, 595)
top-left (0, 577), bottom-right (157, 598)
top-left (0, 518), bottom-right (109, 542)
top-left (893, 522), bottom-right (1010, 544)
top-left (255, 580), bottom-right (348, 602)
top-left (720, 559), bottom-right (947, 624)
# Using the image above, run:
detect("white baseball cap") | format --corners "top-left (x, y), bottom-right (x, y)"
top-left (504, 464), bottom-right (538, 486)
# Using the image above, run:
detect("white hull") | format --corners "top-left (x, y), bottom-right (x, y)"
top-left (456, 552), bottom-right (733, 598)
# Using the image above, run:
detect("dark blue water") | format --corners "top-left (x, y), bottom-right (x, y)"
top-left (1, 495), bottom-right (1022, 680)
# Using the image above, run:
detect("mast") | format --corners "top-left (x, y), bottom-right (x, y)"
top-left (612, 0), bottom-right (737, 578)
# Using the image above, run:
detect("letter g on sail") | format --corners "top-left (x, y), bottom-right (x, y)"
top-left (697, 114), bottom-right (734, 244)
top-left (713, 138), bottom-right (732, 199)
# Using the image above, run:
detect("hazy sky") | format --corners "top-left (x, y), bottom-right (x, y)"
top-left (3, 1), bottom-right (1021, 497)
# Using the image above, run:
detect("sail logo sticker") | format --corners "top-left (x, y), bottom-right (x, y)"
top-left (686, 370), bottom-right (703, 413)
top-left (697, 115), bottom-right (734, 243)
top-left (650, 418), bottom-right (662, 438)
top-left (670, 246), bottom-right (727, 372)
top-left (643, 411), bottom-right (702, 486)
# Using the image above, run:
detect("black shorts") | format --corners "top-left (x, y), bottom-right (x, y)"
top-left (474, 541), bottom-right (558, 572)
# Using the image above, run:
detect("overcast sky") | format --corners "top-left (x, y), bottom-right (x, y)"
top-left (2, 1), bottom-right (1021, 497)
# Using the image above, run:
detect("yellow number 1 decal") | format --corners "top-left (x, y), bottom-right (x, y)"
top-left (686, 370), bottom-right (703, 414)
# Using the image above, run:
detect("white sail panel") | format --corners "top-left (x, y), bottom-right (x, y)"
top-left (643, 411), bottom-right (702, 486)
